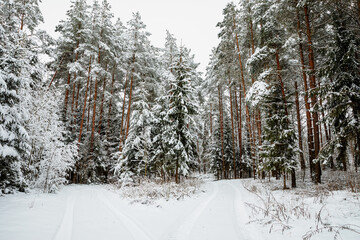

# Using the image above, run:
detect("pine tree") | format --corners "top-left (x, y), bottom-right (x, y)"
top-left (55, 0), bottom-right (90, 118)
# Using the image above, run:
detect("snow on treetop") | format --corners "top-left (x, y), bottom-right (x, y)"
top-left (246, 81), bottom-right (268, 109)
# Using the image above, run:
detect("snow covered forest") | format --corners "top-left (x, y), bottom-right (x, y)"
top-left (1, 0), bottom-right (360, 239)
top-left (1, 0), bottom-right (359, 192)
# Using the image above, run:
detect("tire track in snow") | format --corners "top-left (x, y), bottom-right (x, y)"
top-left (230, 181), bottom-right (265, 240)
top-left (228, 182), bottom-right (250, 224)
top-left (52, 194), bottom-right (76, 240)
top-left (214, 182), bottom-right (246, 240)
top-left (97, 190), bottom-right (154, 240)
top-left (162, 182), bottom-right (219, 240)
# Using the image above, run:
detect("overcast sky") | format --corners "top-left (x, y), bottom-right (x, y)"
top-left (39, 0), bottom-right (233, 74)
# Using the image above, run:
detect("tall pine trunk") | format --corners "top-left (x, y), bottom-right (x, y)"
top-left (78, 56), bottom-right (92, 144)
top-left (248, 8), bottom-right (263, 157)
top-left (210, 103), bottom-right (213, 135)
top-left (228, 78), bottom-right (237, 179)
top-left (64, 73), bottom-right (71, 116)
top-left (125, 54), bottom-right (136, 141)
top-left (90, 77), bottom-right (99, 152)
top-left (98, 69), bottom-right (108, 134)
top-left (275, 50), bottom-right (288, 116)
top-left (233, 17), bottom-right (255, 178)
top-left (106, 68), bottom-right (116, 137)
top-left (48, 55), bottom-right (64, 88)
top-left (218, 86), bottom-right (226, 179)
top-left (304, 4), bottom-right (321, 184)
top-left (235, 87), bottom-right (242, 178)
top-left (295, 81), bottom-right (306, 180)
top-left (296, 8), bottom-right (315, 179)
top-left (87, 77), bottom-right (92, 131)
top-left (90, 46), bottom-right (102, 153)
top-left (119, 74), bottom-right (128, 151)
top-left (71, 41), bottom-right (80, 127)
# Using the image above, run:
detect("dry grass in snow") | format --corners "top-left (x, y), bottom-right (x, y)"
top-left (241, 170), bottom-right (360, 240)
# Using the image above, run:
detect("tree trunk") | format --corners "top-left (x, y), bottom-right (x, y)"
top-left (218, 86), bottom-right (226, 179)
top-left (118, 74), bottom-right (128, 152)
top-left (318, 81), bottom-right (330, 144)
top-left (248, 11), bottom-right (263, 174)
top-left (64, 73), bottom-right (71, 116)
top-left (248, 10), bottom-right (256, 84)
top-left (20, 12), bottom-right (24, 31)
top-left (48, 55), bottom-right (64, 88)
top-left (296, 8), bottom-right (315, 179)
top-left (78, 56), bottom-right (92, 144)
top-left (291, 168), bottom-right (296, 188)
top-left (90, 76), bottom-right (99, 152)
top-left (90, 46), bottom-right (102, 153)
top-left (228, 78), bottom-right (237, 179)
top-left (295, 81), bottom-right (306, 175)
top-left (71, 41), bottom-right (80, 125)
top-left (210, 103), bottom-right (213, 135)
top-left (75, 82), bottom-right (81, 111)
top-left (234, 88), bottom-right (242, 178)
top-left (175, 159), bottom-right (179, 184)
top-left (125, 54), bottom-right (136, 141)
top-left (197, 140), bottom-right (201, 174)
top-left (283, 171), bottom-right (287, 190)
top-left (107, 68), bottom-right (116, 137)
top-left (98, 72), bottom-right (107, 134)
top-left (275, 49), bottom-right (288, 116)
top-left (87, 77), bottom-right (92, 132)
top-left (304, 4), bottom-right (321, 184)
top-left (251, 113), bottom-right (256, 175)
top-left (71, 82), bottom-right (76, 122)
top-left (233, 17), bottom-right (255, 178)
top-left (249, 12), bottom-right (255, 56)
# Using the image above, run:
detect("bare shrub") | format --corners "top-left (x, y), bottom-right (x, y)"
top-left (244, 186), bottom-right (311, 233)
top-left (303, 206), bottom-right (360, 240)
top-left (119, 178), bottom-right (204, 204)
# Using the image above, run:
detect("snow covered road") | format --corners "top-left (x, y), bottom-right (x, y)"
top-left (0, 180), bottom-right (261, 240)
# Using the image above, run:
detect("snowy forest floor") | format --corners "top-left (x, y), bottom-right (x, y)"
top-left (0, 172), bottom-right (359, 240)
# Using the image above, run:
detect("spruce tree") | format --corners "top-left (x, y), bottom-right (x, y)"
top-left (260, 82), bottom-right (297, 189)
top-left (165, 47), bottom-right (198, 183)
top-left (322, 1), bottom-right (360, 171)
top-left (0, 0), bottom-right (43, 192)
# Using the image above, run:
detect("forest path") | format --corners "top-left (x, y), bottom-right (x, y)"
top-left (161, 180), bottom-right (260, 240)
top-left (0, 180), bottom-right (262, 240)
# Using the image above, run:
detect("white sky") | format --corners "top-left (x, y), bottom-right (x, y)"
top-left (39, 0), bottom-right (233, 74)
